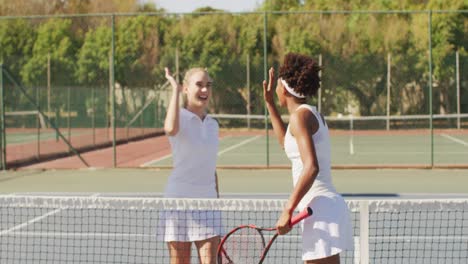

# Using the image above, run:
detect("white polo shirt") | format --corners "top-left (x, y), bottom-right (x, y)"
top-left (164, 108), bottom-right (219, 198)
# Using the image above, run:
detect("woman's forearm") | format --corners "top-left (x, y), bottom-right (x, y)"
top-left (266, 102), bottom-right (286, 147)
top-left (285, 170), bottom-right (316, 213)
top-left (164, 90), bottom-right (180, 136)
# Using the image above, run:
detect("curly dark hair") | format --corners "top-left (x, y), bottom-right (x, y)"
top-left (278, 53), bottom-right (321, 98)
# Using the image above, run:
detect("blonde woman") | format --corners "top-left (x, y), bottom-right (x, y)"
top-left (160, 67), bottom-right (221, 264)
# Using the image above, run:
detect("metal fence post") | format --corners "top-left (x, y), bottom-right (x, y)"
top-left (111, 14), bottom-right (117, 168)
top-left (428, 10), bottom-right (434, 168)
top-left (0, 64), bottom-right (6, 170)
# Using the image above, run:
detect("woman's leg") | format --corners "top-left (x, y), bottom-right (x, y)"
top-left (167, 241), bottom-right (192, 264)
top-left (194, 236), bottom-right (220, 264)
top-left (305, 253), bottom-right (340, 264)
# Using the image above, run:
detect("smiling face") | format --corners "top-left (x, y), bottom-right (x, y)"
top-left (184, 69), bottom-right (212, 111)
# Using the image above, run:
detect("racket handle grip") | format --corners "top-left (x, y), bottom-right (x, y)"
top-left (290, 207), bottom-right (313, 226)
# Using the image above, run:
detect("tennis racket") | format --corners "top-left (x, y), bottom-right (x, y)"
top-left (217, 207), bottom-right (313, 264)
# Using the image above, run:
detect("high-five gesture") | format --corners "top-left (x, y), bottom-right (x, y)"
top-left (165, 67), bottom-right (182, 92)
top-left (262, 66), bottom-right (287, 147)
top-left (163, 67), bottom-right (182, 136)
top-left (263, 67), bottom-right (275, 104)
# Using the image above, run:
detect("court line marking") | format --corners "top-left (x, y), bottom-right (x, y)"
top-left (141, 153), bottom-right (172, 167)
top-left (0, 208), bottom-right (62, 236)
top-left (5, 231), bottom-right (303, 239)
top-left (6, 231), bottom-right (154, 238)
top-left (441, 133), bottom-right (468, 147)
top-left (141, 135), bottom-right (262, 167)
top-left (217, 135), bottom-right (261, 156)
top-left (0, 193), bottom-right (99, 237)
top-left (336, 150), bottom-right (468, 155)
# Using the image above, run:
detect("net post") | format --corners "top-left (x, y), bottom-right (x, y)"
top-left (456, 50), bottom-right (460, 130)
top-left (386, 53), bottom-right (391, 131)
top-left (140, 107), bottom-right (144, 137)
top-left (91, 86), bottom-right (96, 146)
top-left (47, 52), bottom-right (51, 116)
top-left (67, 86), bottom-right (71, 149)
top-left (359, 200), bottom-right (369, 264)
top-left (428, 10), bottom-right (434, 168)
top-left (0, 64), bottom-right (6, 170)
top-left (246, 53), bottom-right (251, 130)
top-left (36, 85), bottom-right (40, 159)
top-left (55, 108), bottom-right (59, 141)
top-left (349, 114), bottom-right (354, 155)
top-left (353, 236), bottom-right (360, 264)
top-left (111, 14), bottom-right (116, 168)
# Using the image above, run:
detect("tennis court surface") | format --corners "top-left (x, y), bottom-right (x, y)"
top-left (144, 129), bottom-right (468, 168)
top-left (5, 117), bottom-right (468, 169)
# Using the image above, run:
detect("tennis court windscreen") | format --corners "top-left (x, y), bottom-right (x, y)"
top-left (0, 196), bottom-right (467, 263)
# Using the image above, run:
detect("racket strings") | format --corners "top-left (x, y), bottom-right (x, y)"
top-left (221, 227), bottom-right (266, 263)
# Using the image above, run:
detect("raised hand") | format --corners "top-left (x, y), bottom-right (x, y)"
top-left (263, 67), bottom-right (275, 104)
top-left (165, 67), bottom-right (182, 92)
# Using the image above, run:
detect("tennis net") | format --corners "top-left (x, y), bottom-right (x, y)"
top-left (0, 195), bottom-right (467, 263)
top-left (5, 111), bottom-right (46, 129)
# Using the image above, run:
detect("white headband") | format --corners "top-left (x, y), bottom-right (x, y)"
top-left (280, 78), bottom-right (306, 98)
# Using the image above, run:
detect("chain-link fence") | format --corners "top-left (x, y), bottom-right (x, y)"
top-left (1, 10), bottom-right (467, 169)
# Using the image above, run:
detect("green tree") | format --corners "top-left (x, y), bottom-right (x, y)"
top-left (75, 24), bottom-right (112, 128)
top-left (113, 15), bottom-right (170, 125)
top-left (0, 19), bottom-right (36, 111)
top-left (165, 13), bottom-right (237, 113)
top-left (21, 19), bottom-right (77, 86)
top-left (428, 0), bottom-right (467, 114)
top-left (115, 15), bottom-right (169, 86)
top-left (235, 14), bottom-right (267, 116)
top-left (19, 18), bottom-right (78, 117)
top-left (0, 19), bottom-right (35, 80)
top-left (260, 0), bottom-right (301, 11)
top-left (76, 26), bottom-right (111, 85)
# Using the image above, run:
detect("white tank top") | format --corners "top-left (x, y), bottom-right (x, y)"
top-left (284, 104), bottom-right (337, 209)
top-left (165, 108), bottom-right (219, 198)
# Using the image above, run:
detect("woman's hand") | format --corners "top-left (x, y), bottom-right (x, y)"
top-left (276, 209), bottom-right (293, 235)
top-left (263, 67), bottom-right (275, 104)
top-left (165, 67), bottom-right (182, 93)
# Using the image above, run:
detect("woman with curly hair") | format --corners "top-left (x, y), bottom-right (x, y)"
top-left (263, 53), bottom-right (353, 263)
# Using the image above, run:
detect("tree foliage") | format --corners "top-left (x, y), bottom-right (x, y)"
top-left (21, 19), bottom-right (76, 86)
top-left (1, 0), bottom-right (466, 116)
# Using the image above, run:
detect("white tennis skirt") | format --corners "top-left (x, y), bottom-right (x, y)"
top-left (157, 210), bottom-right (224, 242)
top-left (301, 194), bottom-right (354, 260)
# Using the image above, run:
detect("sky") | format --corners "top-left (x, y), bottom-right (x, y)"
top-left (143, 0), bottom-right (263, 13)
